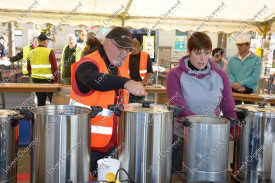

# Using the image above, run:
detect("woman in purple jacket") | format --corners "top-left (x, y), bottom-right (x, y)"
top-left (166, 32), bottom-right (236, 172)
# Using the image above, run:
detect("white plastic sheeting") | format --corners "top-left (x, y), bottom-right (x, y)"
top-left (0, 0), bottom-right (275, 33)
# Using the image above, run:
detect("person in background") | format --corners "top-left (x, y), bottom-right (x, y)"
top-left (77, 29), bottom-right (87, 49)
top-left (123, 39), bottom-right (153, 103)
top-left (81, 32), bottom-right (101, 58)
top-left (212, 48), bottom-right (228, 72)
top-left (27, 33), bottom-right (58, 106)
top-left (60, 34), bottom-right (82, 85)
top-left (0, 33), bottom-right (8, 58)
top-left (166, 32), bottom-right (236, 172)
top-left (70, 27), bottom-right (147, 176)
top-left (227, 37), bottom-right (262, 104)
top-left (9, 37), bottom-right (38, 75)
top-left (0, 43), bottom-right (8, 58)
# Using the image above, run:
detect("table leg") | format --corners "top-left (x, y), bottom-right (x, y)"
top-left (1, 92), bottom-right (5, 109)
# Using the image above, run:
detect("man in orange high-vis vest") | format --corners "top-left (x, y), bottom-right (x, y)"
top-left (70, 27), bottom-right (147, 176)
top-left (124, 39), bottom-right (153, 103)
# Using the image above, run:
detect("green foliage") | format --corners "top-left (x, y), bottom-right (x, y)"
top-left (45, 23), bottom-right (53, 34)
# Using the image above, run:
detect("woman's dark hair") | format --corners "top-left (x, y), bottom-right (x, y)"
top-left (188, 32), bottom-right (212, 52)
top-left (86, 32), bottom-right (101, 49)
top-left (212, 48), bottom-right (224, 56)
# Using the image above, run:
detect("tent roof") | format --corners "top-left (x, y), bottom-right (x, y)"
top-left (0, 0), bottom-right (275, 33)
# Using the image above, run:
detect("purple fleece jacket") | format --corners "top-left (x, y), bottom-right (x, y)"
top-left (166, 55), bottom-right (236, 137)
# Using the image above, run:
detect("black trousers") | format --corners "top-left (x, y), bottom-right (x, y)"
top-left (172, 135), bottom-right (184, 173)
top-left (32, 78), bottom-right (53, 106)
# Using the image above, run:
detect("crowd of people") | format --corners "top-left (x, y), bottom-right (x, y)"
top-left (1, 27), bottom-right (264, 175)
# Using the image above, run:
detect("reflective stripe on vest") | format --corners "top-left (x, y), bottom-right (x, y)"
top-left (124, 51), bottom-right (148, 80)
top-left (70, 50), bottom-right (129, 151)
top-left (70, 99), bottom-right (114, 117)
top-left (22, 62), bottom-right (27, 72)
top-left (22, 45), bottom-right (31, 74)
top-left (91, 126), bottom-right (112, 135)
top-left (31, 65), bottom-right (52, 68)
top-left (29, 47), bottom-right (53, 79)
top-left (60, 44), bottom-right (82, 76)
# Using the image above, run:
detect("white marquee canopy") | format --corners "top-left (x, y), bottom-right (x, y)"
top-left (0, 0), bottom-right (275, 33)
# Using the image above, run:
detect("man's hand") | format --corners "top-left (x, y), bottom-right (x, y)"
top-left (237, 86), bottom-right (246, 92)
top-left (124, 80), bottom-right (147, 96)
top-left (232, 82), bottom-right (241, 90)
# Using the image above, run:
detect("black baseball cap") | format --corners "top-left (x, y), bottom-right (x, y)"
top-left (38, 33), bottom-right (51, 41)
top-left (105, 27), bottom-right (134, 49)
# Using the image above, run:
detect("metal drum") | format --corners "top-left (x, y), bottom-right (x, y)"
top-left (182, 116), bottom-right (230, 183)
top-left (116, 102), bottom-right (184, 183)
top-left (0, 110), bottom-right (22, 183)
top-left (31, 105), bottom-right (92, 183)
top-left (232, 104), bottom-right (275, 183)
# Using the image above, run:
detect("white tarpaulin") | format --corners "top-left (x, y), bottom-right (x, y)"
top-left (0, 0), bottom-right (275, 33)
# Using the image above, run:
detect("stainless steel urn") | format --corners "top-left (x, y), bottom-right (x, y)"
top-left (30, 105), bottom-right (93, 183)
top-left (0, 110), bottom-right (24, 183)
top-left (182, 116), bottom-right (230, 183)
top-left (116, 102), bottom-right (184, 183)
top-left (232, 104), bottom-right (275, 183)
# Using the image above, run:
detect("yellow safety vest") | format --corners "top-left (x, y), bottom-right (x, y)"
top-left (22, 45), bottom-right (32, 75)
top-left (29, 47), bottom-right (53, 79)
top-left (60, 44), bottom-right (82, 76)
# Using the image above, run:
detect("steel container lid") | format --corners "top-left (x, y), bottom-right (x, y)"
top-left (0, 110), bottom-right (22, 127)
top-left (183, 115), bottom-right (230, 125)
top-left (235, 104), bottom-right (275, 114)
top-left (122, 103), bottom-right (172, 114)
top-left (0, 110), bottom-right (19, 118)
top-left (31, 105), bottom-right (92, 116)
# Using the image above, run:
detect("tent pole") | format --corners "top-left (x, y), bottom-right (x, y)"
top-left (8, 22), bottom-right (15, 56)
top-left (122, 18), bottom-right (125, 28)
top-left (217, 32), bottom-right (223, 48)
top-left (223, 33), bottom-right (227, 57)
top-left (121, 0), bottom-right (133, 27)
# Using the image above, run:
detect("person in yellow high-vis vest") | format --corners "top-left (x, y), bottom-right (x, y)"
top-left (27, 33), bottom-right (58, 106)
top-left (9, 37), bottom-right (38, 76)
top-left (124, 39), bottom-right (153, 103)
top-left (60, 34), bottom-right (82, 85)
top-left (70, 27), bottom-right (147, 176)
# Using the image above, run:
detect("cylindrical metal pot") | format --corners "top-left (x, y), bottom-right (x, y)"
top-left (0, 110), bottom-right (22, 183)
top-left (231, 104), bottom-right (275, 183)
top-left (30, 105), bottom-right (92, 183)
top-left (116, 102), bottom-right (184, 183)
top-left (182, 116), bottom-right (230, 183)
